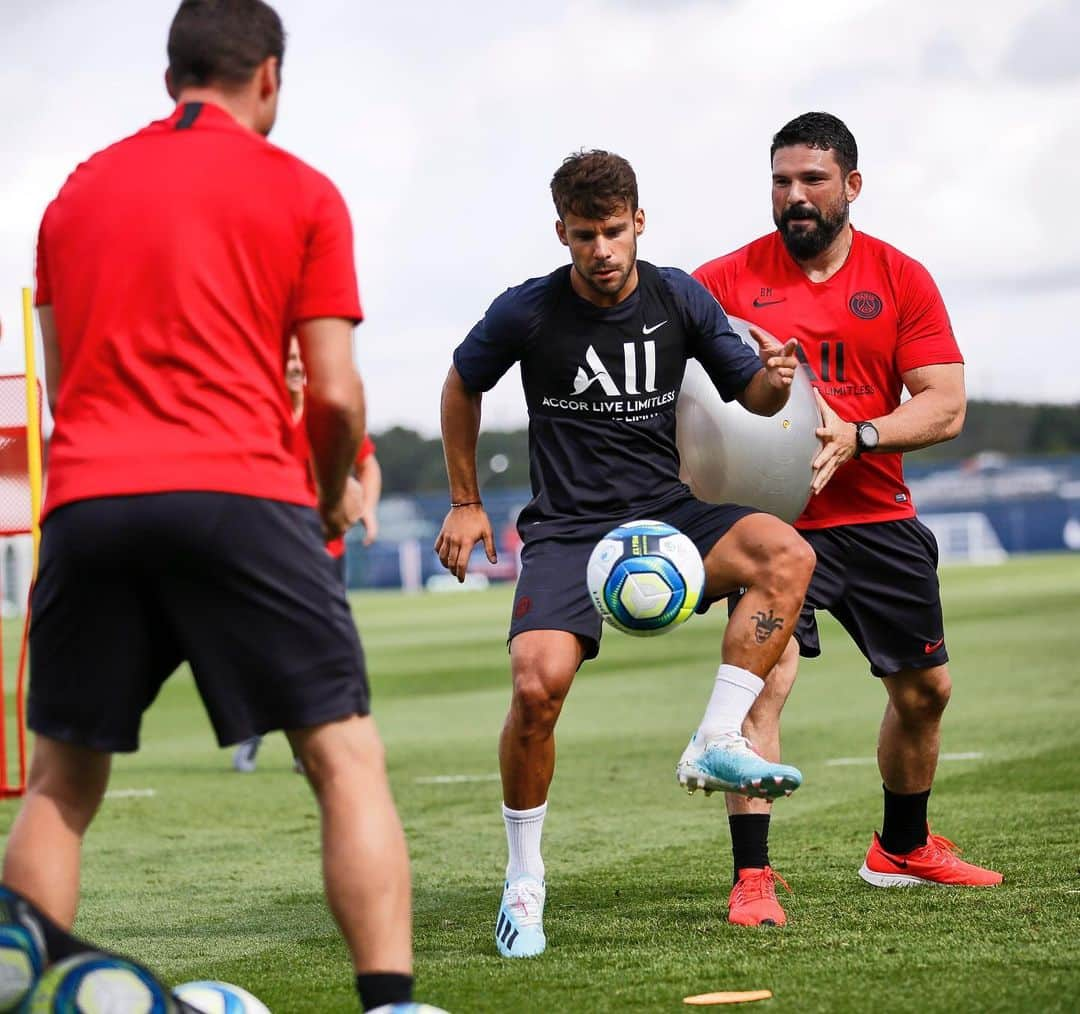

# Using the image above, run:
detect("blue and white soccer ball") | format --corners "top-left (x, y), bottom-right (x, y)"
top-left (0, 919), bottom-right (46, 1012)
top-left (173, 980), bottom-right (270, 1013)
top-left (586, 520), bottom-right (706, 636)
top-left (28, 952), bottom-right (172, 1013)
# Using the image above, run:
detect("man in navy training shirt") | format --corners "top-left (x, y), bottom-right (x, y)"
top-left (435, 149), bottom-right (815, 957)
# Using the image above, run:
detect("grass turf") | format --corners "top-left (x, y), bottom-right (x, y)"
top-left (1, 552), bottom-right (1078, 1012)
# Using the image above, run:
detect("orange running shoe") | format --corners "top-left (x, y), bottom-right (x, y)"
top-left (728, 866), bottom-right (790, 926)
top-left (858, 831), bottom-right (1003, 887)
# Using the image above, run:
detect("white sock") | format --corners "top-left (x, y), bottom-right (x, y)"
top-left (697, 664), bottom-right (765, 742)
top-left (503, 801), bottom-right (547, 883)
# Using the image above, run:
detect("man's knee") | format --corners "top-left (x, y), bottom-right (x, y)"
top-left (510, 647), bottom-right (574, 739)
top-left (25, 738), bottom-right (110, 830)
top-left (290, 715), bottom-right (387, 793)
top-left (889, 667), bottom-right (952, 723)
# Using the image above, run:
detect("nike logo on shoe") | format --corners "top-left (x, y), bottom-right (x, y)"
top-left (752, 297), bottom-right (786, 307)
top-left (881, 852), bottom-right (909, 869)
top-left (642, 320), bottom-right (668, 335)
top-left (924, 637), bottom-right (945, 653)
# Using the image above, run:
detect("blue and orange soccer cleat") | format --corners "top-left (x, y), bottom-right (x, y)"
top-left (859, 830), bottom-right (1003, 887)
top-left (495, 876), bottom-right (546, 958)
top-left (676, 732), bottom-right (802, 799)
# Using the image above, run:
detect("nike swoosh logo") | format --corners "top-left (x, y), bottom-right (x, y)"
top-left (752, 297), bottom-right (786, 307)
top-left (881, 852), bottom-right (908, 869)
top-left (642, 320), bottom-right (668, 335)
top-left (924, 637), bottom-right (945, 654)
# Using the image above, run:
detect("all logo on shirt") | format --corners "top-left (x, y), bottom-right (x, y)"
top-left (849, 291), bottom-right (883, 320)
top-left (572, 342), bottom-right (657, 396)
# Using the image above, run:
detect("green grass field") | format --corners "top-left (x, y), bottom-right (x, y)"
top-left (1, 553), bottom-right (1078, 1012)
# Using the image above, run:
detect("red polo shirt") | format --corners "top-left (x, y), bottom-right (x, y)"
top-left (35, 101), bottom-right (363, 518)
top-left (694, 228), bottom-right (961, 529)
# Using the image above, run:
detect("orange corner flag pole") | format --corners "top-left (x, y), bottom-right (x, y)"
top-left (21, 287), bottom-right (44, 571)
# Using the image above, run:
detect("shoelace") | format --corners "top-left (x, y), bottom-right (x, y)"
top-left (735, 868), bottom-right (791, 902)
top-left (505, 882), bottom-right (544, 926)
top-left (708, 733), bottom-right (754, 753)
top-left (924, 833), bottom-right (966, 863)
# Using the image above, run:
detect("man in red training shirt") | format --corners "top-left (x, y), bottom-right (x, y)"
top-left (694, 111), bottom-right (1001, 928)
top-left (0, 3), bottom-right (429, 1011)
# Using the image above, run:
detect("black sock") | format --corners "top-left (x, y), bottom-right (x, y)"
top-left (880, 785), bottom-right (930, 855)
top-left (357, 972), bottom-right (414, 1011)
top-left (729, 813), bottom-right (771, 882)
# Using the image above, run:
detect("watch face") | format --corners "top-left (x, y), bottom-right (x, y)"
top-left (859, 423), bottom-right (879, 449)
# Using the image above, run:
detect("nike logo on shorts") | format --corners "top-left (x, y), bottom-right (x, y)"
top-left (924, 637), bottom-right (945, 654)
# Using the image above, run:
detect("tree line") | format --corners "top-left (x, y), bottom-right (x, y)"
top-left (372, 400), bottom-right (1080, 495)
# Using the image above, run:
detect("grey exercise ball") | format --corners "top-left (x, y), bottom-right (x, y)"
top-left (677, 314), bottom-right (822, 523)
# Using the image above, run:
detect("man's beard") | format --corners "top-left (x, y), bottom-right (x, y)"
top-left (776, 199), bottom-right (848, 260)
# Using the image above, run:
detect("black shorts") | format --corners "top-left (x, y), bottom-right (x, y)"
top-left (728, 517), bottom-right (947, 678)
top-left (29, 493), bottom-right (369, 752)
top-left (509, 497), bottom-right (757, 661)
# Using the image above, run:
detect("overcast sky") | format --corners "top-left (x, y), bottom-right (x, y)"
top-left (1, 0), bottom-right (1077, 434)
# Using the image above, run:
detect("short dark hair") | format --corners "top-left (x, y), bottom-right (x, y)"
top-left (167, 0), bottom-right (286, 91)
top-left (550, 150), bottom-right (639, 221)
top-left (770, 112), bottom-right (858, 177)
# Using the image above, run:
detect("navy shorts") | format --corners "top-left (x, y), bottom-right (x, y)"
top-left (728, 517), bottom-right (947, 678)
top-left (509, 496), bottom-right (757, 661)
top-left (29, 493), bottom-right (369, 752)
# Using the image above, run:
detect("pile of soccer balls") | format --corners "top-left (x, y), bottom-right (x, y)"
top-left (0, 914), bottom-right (270, 1014)
top-left (586, 520), bottom-right (706, 636)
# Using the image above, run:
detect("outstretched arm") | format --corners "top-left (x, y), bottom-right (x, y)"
top-left (434, 365), bottom-right (496, 581)
top-left (737, 326), bottom-right (799, 417)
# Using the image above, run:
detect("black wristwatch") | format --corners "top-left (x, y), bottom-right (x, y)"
top-left (854, 421), bottom-right (880, 458)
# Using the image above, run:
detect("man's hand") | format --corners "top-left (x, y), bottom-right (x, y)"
top-left (748, 325), bottom-right (799, 391)
top-left (810, 389), bottom-right (858, 495)
top-left (319, 477), bottom-right (365, 541)
top-left (356, 505), bottom-right (379, 545)
top-left (435, 504), bottom-right (497, 582)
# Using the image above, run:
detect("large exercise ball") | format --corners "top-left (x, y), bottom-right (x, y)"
top-left (677, 315), bottom-right (822, 523)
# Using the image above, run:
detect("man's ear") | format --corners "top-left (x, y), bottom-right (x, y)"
top-left (555, 219), bottom-right (568, 247)
top-left (165, 67), bottom-right (177, 100)
top-left (846, 169), bottom-right (862, 203)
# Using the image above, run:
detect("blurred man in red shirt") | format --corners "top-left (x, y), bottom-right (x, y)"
top-left (233, 336), bottom-right (383, 773)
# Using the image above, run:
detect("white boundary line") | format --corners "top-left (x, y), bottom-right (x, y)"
top-left (414, 774), bottom-right (501, 784)
top-left (825, 751), bottom-right (984, 767)
top-left (104, 788), bottom-right (157, 799)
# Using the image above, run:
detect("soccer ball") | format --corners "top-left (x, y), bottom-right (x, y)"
top-left (0, 918), bottom-right (46, 1012)
top-left (173, 980), bottom-right (270, 1013)
top-left (677, 314), bottom-right (822, 523)
top-left (27, 952), bottom-right (172, 1012)
top-left (586, 520), bottom-right (705, 636)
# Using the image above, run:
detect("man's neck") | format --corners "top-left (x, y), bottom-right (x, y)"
top-left (174, 87), bottom-right (258, 132)
top-left (794, 225), bottom-right (854, 284)
top-left (291, 391), bottom-right (304, 422)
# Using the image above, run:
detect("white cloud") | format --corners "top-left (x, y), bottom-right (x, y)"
top-left (1, 0), bottom-right (1076, 435)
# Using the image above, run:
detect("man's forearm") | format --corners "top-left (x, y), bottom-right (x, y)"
top-left (441, 366), bottom-right (483, 502)
top-left (872, 388), bottom-right (964, 454)
top-left (740, 368), bottom-right (791, 417)
top-left (307, 381), bottom-right (365, 507)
